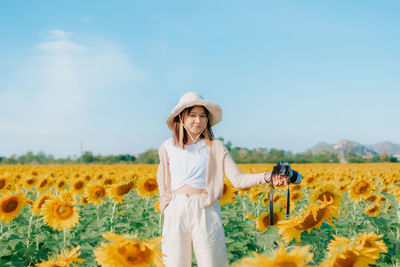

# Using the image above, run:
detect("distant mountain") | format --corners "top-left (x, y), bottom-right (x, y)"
top-left (334, 139), bottom-right (378, 157)
top-left (366, 141), bottom-right (400, 155)
top-left (310, 139), bottom-right (383, 163)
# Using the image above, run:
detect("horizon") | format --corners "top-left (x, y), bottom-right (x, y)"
top-left (1, 1), bottom-right (399, 158)
top-left (2, 138), bottom-right (399, 158)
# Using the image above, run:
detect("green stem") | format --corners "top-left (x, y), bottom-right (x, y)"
top-left (242, 198), bottom-right (246, 221)
top-left (26, 212), bottom-right (34, 247)
top-left (110, 202), bottom-right (117, 232)
top-left (316, 228), bottom-right (321, 258)
top-left (158, 213), bottom-right (162, 235)
top-left (63, 229), bottom-right (67, 250)
top-left (96, 205), bottom-right (100, 225)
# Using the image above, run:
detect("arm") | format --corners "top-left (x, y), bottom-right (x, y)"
top-left (156, 142), bottom-right (172, 213)
top-left (221, 143), bottom-right (272, 189)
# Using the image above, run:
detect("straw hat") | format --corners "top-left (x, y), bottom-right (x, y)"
top-left (166, 92), bottom-right (222, 130)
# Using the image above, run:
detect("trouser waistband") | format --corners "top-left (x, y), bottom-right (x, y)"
top-left (171, 193), bottom-right (205, 200)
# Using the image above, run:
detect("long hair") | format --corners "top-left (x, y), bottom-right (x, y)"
top-left (172, 106), bottom-right (214, 149)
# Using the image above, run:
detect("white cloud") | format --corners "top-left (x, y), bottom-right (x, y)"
top-left (0, 30), bottom-right (147, 156)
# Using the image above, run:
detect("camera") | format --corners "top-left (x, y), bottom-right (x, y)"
top-left (272, 161), bottom-right (302, 184)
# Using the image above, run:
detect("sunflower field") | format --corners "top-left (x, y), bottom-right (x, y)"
top-left (0, 163), bottom-right (399, 266)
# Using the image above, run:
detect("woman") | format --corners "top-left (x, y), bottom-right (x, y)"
top-left (157, 92), bottom-right (301, 267)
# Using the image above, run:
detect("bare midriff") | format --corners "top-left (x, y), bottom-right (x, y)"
top-left (172, 184), bottom-right (208, 195)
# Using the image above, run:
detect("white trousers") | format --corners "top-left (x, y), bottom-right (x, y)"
top-left (161, 194), bottom-right (229, 267)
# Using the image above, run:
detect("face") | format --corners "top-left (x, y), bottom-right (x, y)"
top-left (182, 106), bottom-right (208, 137)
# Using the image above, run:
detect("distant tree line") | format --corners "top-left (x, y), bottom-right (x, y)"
top-left (0, 138), bottom-right (397, 165)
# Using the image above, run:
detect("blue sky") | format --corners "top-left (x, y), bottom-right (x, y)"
top-left (1, 1), bottom-right (399, 158)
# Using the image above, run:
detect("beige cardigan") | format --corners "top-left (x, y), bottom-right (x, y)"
top-left (157, 139), bottom-right (271, 213)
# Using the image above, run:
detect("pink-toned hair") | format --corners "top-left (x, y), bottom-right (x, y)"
top-left (172, 106), bottom-right (214, 149)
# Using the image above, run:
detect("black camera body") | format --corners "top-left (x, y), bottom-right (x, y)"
top-left (272, 161), bottom-right (302, 184)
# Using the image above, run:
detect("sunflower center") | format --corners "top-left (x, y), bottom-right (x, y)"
top-left (354, 182), bottom-right (369, 194)
top-left (276, 262), bottom-right (298, 267)
top-left (95, 187), bottom-right (105, 198)
top-left (56, 203), bottom-right (74, 219)
top-left (364, 240), bottom-right (373, 247)
top-left (104, 179), bottom-right (113, 185)
top-left (334, 251), bottom-right (357, 267)
top-left (117, 182), bottom-right (134, 196)
top-left (58, 181), bottom-right (65, 188)
top-left (296, 207), bottom-right (326, 230)
top-left (317, 192), bottom-right (334, 202)
top-left (366, 195), bottom-right (377, 202)
top-left (144, 179), bottom-right (158, 191)
top-left (368, 206), bottom-right (378, 213)
top-left (0, 179), bottom-right (5, 189)
top-left (40, 179), bottom-right (48, 188)
top-left (74, 181), bottom-right (83, 190)
top-left (2, 197), bottom-right (18, 213)
top-left (262, 212), bottom-right (280, 227)
top-left (27, 178), bottom-right (35, 185)
top-left (38, 197), bottom-right (49, 209)
top-left (118, 244), bottom-right (145, 264)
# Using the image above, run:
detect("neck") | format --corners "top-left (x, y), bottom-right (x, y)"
top-left (185, 137), bottom-right (204, 145)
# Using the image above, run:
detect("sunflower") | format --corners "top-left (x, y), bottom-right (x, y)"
top-left (290, 190), bottom-right (304, 203)
top-left (277, 198), bottom-right (339, 243)
top-left (22, 176), bottom-right (38, 190)
top-left (36, 177), bottom-right (51, 192)
top-left (337, 182), bottom-right (349, 195)
top-left (320, 235), bottom-right (379, 267)
top-left (260, 195), bottom-right (269, 206)
top-left (364, 204), bottom-right (382, 217)
top-left (219, 179), bottom-right (236, 206)
top-left (35, 245), bottom-right (85, 267)
top-left (94, 232), bottom-right (163, 267)
top-left (0, 175), bottom-right (14, 194)
top-left (303, 174), bottom-right (318, 188)
top-left (71, 179), bottom-right (86, 195)
top-left (236, 243), bottom-right (313, 267)
top-left (86, 183), bottom-right (109, 205)
top-left (348, 178), bottom-right (375, 201)
top-left (255, 210), bottom-right (285, 232)
top-left (32, 192), bottom-right (51, 216)
top-left (309, 183), bottom-right (342, 207)
top-left (291, 184), bottom-right (302, 191)
top-left (356, 232), bottom-right (387, 260)
top-left (364, 193), bottom-right (379, 203)
top-left (102, 176), bottom-right (117, 186)
top-left (135, 177), bottom-right (158, 198)
top-left (55, 178), bottom-right (67, 192)
top-left (41, 195), bottom-right (80, 230)
top-left (0, 193), bottom-right (28, 223)
top-left (110, 181), bottom-right (135, 204)
top-left (248, 188), bottom-right (265, 203)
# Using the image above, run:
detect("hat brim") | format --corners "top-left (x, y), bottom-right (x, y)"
top-left (166, 99), bottom-right (222, 130)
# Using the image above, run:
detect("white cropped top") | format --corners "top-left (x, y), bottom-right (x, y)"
top-left (164, 138), bottom-right (208, 190)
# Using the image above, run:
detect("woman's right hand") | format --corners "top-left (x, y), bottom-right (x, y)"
top-left (271, 175), bottom-right (289, 186)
